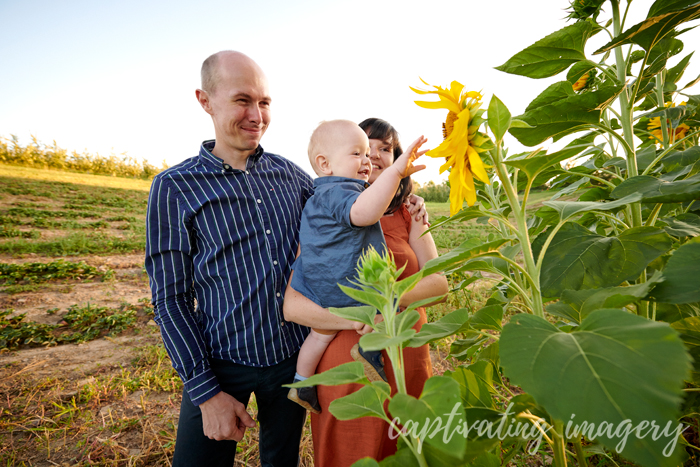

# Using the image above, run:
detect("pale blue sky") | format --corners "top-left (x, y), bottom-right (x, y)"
top-left (1, 0), bottom-right (698, 184)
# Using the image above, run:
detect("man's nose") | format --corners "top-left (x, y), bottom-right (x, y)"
top-left (247, 104), bottom-right (262, 123)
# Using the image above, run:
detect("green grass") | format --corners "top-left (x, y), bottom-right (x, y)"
top-left (0, 165), bottom-right (150, 256)
top-left (0, 302), bottom-right (149, 350)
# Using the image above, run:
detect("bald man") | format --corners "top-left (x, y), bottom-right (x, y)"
top-left (145, 51), bottom-right (312, 466)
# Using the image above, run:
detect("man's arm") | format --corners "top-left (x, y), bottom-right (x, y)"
top-left (350, 136), bottom-right (427, 226)
top-left (145, 175), bottom-right (222, 404)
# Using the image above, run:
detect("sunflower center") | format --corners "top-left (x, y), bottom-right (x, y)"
top-left (443, 111), bottom-right (458, 139)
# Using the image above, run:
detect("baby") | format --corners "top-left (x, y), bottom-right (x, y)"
top-left (287, 119), bottom-right (426, 413)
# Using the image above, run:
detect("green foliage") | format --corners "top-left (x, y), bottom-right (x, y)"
top-left (537, 224), bottom-right (673, 297)
top-left (0, 259), bottom-right (113, 286)
top-left (0, 309), bottom-right (59, 348)
top-left (397, 1), bottom-right (700, 466)
top-left (0, 303), bottom-right (139, 350)
top-left (509, 83), bottom-right (623, 146)
top-left (501, 310), bottom-right (690, 467)
top-left (0, 170), bottom-right (149, 256)
top-left (415, 181), bottom-right (450, 203)
top-left (648, 241), bottom-right (700, 304)
top-left (495, 22), bottom-right (596, 78)
top-left (60, 303), bottom-right (137, 343)
top-left (0, 134), bottom-right (166, 179)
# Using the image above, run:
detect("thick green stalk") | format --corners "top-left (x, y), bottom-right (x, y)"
top-left (611, 0), bottom-right (643, 229)
top-left (655, 72), bottom-right (670, 149)
top-left (552, 420), bottom-right (569, 467)
top-left (492, 144), bottom-right (544, 317)
top-left (573, 439), bottom-right (588, 467)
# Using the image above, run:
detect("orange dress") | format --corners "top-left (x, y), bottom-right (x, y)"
top-left (310, 204), bottom-right (433, 466)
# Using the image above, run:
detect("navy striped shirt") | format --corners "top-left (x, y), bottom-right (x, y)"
top-left (145, 141), bottom-right (313, 405)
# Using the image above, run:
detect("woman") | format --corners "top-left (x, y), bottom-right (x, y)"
top-left (283, 118), bottom-right (448, 466)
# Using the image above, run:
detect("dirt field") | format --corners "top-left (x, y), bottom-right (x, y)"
top-left (0, 166), bottom-right (461, 466)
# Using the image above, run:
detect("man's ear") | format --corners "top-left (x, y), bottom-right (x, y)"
top-left (315, 154), bottom-right (333, 176)
top-left (196, 89), bottom-right (213, 115)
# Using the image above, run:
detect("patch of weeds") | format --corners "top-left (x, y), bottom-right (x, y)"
top-left (3, 207), bottom-right (100, 219)
top-left (0, 215), bottom-right (21, 226)
top-left (0, 226), bottom-right (40, 238)
top-left (105, 215), bottom-right (137, 222)
top-left (0, 303), bottom-right (139, 350)
top-left (3, 283), bottom-right (40, 294)
top-left (0, 232), bottom-right (144, 256)
top-left (0, 259), bottom-right (114, 285)
top-left (60, 303), bottom-right (137, 343)
top-left (0, 309), bottom-right (59, 348)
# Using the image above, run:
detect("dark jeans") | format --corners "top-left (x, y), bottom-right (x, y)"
top-left (172, 353), bottom-right (306, 467)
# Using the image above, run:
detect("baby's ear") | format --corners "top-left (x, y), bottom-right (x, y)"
top-left (315, 154), bottom-right (333, 176)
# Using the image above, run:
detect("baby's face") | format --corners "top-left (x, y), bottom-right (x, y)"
top-left (326, 126), bottom-right (372, 181)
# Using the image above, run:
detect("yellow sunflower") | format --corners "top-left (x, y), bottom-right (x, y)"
top-left (572, 72), bottom-right (589, 91)
top-left (647, 101), bottom-right (690, 146)
top-left (410, 79), bottom-right (491, 215)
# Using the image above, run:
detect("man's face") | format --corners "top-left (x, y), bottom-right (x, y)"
top-left (203, 55), bottom-right (271, 157)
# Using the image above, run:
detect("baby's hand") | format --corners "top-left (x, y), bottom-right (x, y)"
top-left (392, 136), bottom-right (428, 179)
top-left (353, 321), bottom-right (373, 336)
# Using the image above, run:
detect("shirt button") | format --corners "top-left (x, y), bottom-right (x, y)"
top-left (245, 170), bottom-right (250, 174)
top-left (276, 292), bottom-right (281, 297)
top-left (273, 260), bottom-right (278, 265)
top-left (257, 199), bottom-right (262, 204)
top-left (281, 321), bottom-right (285, 326)
top-left (266, 229), bottom-right (271, 234)
top-left (223, 164), bottom-right (231, 170)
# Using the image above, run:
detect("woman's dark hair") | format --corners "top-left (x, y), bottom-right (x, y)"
top-left (358, 118), bottom-right (413, 215)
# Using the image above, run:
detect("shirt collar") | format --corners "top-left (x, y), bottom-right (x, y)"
top-left (198, 140), bottom-right (264, 171)
top-left (313, 176), bottom-right (370, 189)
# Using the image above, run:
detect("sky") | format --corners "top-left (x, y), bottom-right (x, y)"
top-left (1, 0), bottom-right (699, 185)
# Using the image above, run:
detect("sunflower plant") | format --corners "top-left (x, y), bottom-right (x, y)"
top-left (290, 1), bottom-right (700, 467)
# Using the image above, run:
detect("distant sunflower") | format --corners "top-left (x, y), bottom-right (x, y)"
top-left (572, 72), bottom-right (589, 91)
top-left (648, 101), bottom-right (690, 146)
top-left (410, 79), bottom-right (491, 215)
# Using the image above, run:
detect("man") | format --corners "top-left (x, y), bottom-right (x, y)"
top-left (145, 51), bottom-right (314, 466)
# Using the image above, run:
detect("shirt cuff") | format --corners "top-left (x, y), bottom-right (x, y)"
top-left (184, 367), bottom-right (221, 406)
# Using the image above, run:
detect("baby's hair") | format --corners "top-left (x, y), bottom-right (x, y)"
top-left (307, 119), bottom-right (358, 175)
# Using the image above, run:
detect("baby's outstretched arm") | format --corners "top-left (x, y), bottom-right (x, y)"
top-left (350, 136), bottom-right (428, 226)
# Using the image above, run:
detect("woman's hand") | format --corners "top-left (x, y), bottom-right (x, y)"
top-left (406, 194), bottom-right (429, 225)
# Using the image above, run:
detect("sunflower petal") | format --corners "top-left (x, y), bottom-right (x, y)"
top-left (414, 100), bottom-right (454, 111)
top-left (467, 147), bottom-right (490, 184)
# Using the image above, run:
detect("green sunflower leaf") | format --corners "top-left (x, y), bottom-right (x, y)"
top-left (594, 1), bottom-right (700, 54)
top-left (610, 173), bottom-right (700, 204)
top-left (648, 241), bottom-right (700, 304)
top-left (510, 84), bottom-right (623, 146)
top-left (501, 310), bottom-right (690, 467)
top-left (495, 22), bottom-right (596, 78)
top-left (538, 224), bottom-right (673, 297)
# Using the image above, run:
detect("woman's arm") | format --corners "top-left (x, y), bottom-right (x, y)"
top-left (399, 215), bottom-right (449, 307)
top-left (283, 270), bottom-right (361, 330)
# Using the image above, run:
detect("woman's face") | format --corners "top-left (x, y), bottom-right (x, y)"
top-left (367, 137), bottom-right (394, 184)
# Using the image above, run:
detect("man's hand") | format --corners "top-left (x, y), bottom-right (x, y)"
top-left (200, 391), bottom-right (256, 441)
top-left (407, 194), bottom-right (429, 225)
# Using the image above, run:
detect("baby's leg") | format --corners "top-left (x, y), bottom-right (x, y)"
top-left (296, 328), bottom-right (337, 378)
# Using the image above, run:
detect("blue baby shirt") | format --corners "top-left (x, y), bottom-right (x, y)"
top-left (291, 176), bottom-right (386, 308)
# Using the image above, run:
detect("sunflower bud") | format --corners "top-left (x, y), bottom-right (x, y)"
top-left (355, 246), bottom-right (400, 290)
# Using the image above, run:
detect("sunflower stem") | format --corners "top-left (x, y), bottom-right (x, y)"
top-left (492, 142), bottom-right (544, 318)
top-left (611, 0), bottom-right (643, 229)
top-left (655, 72), bottom-right (670, 150)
